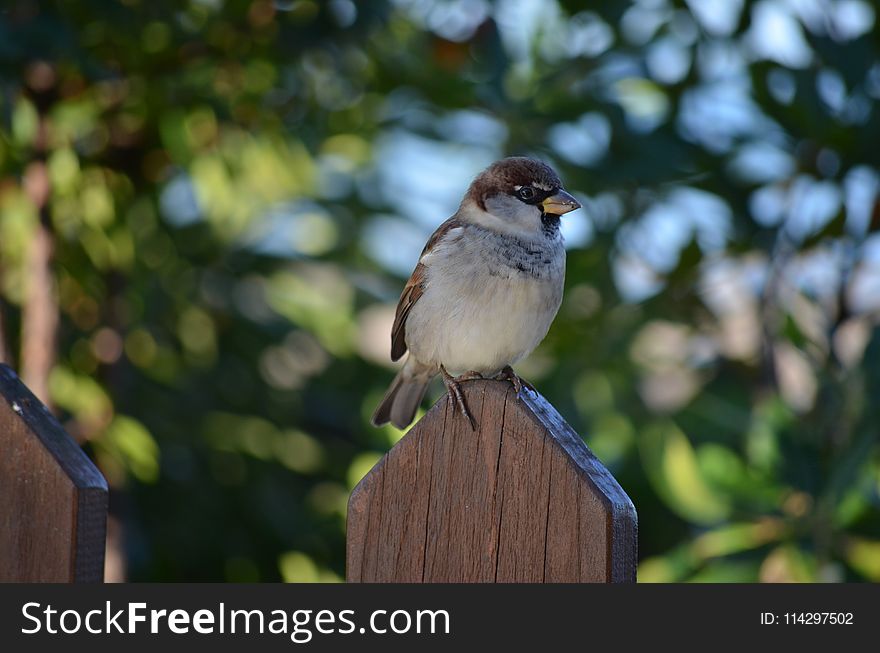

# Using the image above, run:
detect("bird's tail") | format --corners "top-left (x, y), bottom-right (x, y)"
top-left (371, 357), bottom-right (434, 429)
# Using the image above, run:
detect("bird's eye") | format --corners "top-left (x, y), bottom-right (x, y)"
top-left (517, 186), bottom-right (536, 201)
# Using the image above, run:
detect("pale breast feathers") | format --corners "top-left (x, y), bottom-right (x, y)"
top-left (390, 218), bottom-right (464, 361)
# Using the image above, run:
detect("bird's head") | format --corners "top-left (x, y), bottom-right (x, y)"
top-left (461, 157), bottom-right (581, 238)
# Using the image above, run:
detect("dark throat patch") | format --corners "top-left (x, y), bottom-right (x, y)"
top-left (541, 212), bottom-right (561, 236)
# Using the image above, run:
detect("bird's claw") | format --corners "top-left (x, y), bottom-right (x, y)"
top-left (440, 366), bottom-right (478, 430)
top-left (494, 365), bottom-right (533, 398)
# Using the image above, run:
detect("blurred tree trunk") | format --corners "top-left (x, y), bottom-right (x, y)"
top-left (20, 75), bottom-right (57, 406)
top-left (21, 163), bottom-right (57, 406)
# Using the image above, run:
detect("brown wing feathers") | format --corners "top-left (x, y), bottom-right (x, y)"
top-left (390, 263), bottom-right (425, 361)
top-left (389, 218), bottom-right (462, 361)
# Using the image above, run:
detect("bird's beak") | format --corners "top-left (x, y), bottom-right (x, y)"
top-left (542, 189), bottom-right (581, 215)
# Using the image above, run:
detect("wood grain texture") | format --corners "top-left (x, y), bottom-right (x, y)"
top-left (347, 379), bottom-right (637, 583)
top-left (0, 364), bottom-right (108, 582)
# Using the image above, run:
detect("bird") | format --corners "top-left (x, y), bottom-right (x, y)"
top-left (371, 156), bottom-right (581, 430)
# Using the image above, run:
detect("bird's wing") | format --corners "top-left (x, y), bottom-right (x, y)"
top-left (390, 217), bottom-right (463, 361)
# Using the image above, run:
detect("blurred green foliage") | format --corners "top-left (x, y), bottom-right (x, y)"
top-left (1, 0), bottom-right (879, 582)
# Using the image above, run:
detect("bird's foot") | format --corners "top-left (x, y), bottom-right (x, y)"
top-left (493, 365), bottom-right (533, 397)
top-left (440, 365), bottom-right (477, 430)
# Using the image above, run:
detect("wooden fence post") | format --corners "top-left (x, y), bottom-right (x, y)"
top-left (347, 379), bottom-right (637, 582)
top-left (0, 364), bottom-right (108, 582)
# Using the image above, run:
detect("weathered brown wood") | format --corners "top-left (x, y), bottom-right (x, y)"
top-left (0, 364), bottom-right (108, 582)
top-left (347, 379), bottom-right (637, 583)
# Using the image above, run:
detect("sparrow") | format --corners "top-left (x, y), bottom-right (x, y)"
top-left (371, 156), bottom-right (581, 430)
